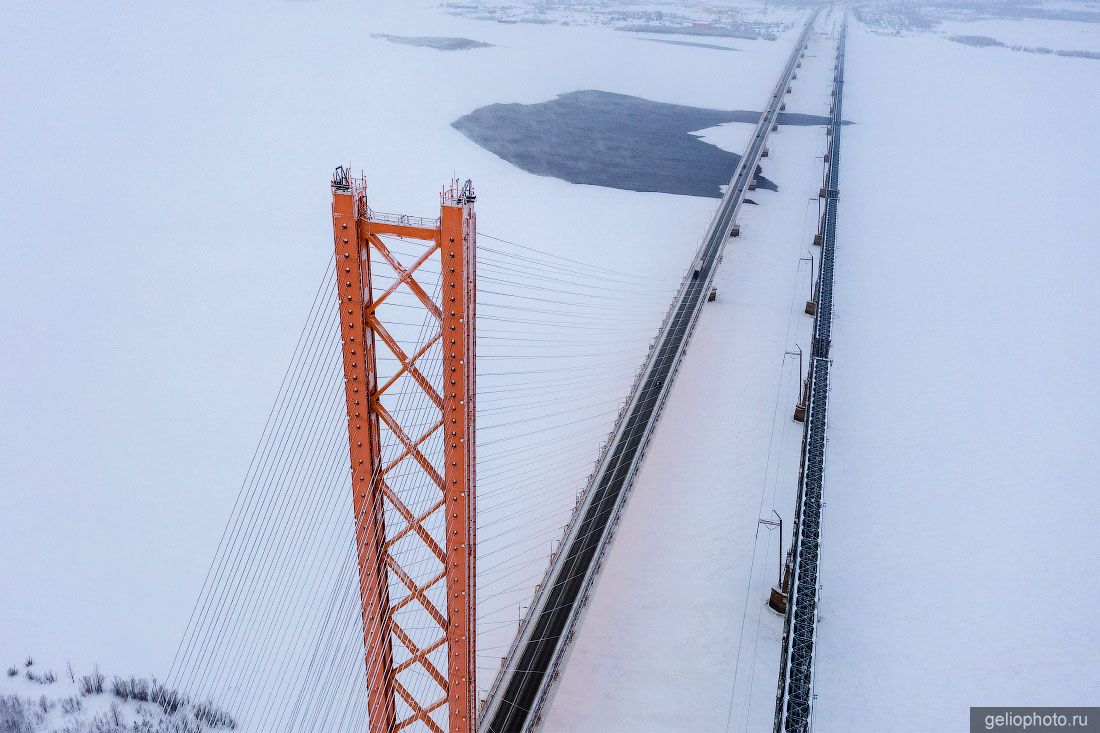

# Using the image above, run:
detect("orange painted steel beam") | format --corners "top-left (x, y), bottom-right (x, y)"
top-left (365, 221), bottom-right (442, 242)
top-left (330, 168), bottom-right (476, 733)
top-left (439, 189), bottom-right (477, 733)
top-left (331, 175), bottom-right (396, 733)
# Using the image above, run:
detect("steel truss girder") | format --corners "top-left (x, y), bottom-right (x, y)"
top-left (775, 20), bottom-right (847, 733)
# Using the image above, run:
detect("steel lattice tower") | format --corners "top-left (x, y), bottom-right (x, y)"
top-left (330, 168), bottom-right (476, 733)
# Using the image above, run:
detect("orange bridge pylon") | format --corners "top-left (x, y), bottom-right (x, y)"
top-left (330, 168), bottom-right (476, 733)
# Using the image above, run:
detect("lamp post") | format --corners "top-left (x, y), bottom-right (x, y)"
top-left (760, 510), bottom-right (788, 612)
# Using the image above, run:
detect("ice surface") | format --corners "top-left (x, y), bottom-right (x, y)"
top-left (813, 21), bottom-right (1100, 733)
top-left (943, 16), bottom-right (1100, 58)
top-left (0, 0), bottom-right (789, 720)
top-left (3, 1), bottom-right (1095, 730)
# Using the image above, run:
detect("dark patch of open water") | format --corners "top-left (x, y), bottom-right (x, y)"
top-left (371, 34), bottom-right (493, 51)
top-left (453, 90), bottom-right (844, 198)
top-left (633, 37), bottom-right (742, 51)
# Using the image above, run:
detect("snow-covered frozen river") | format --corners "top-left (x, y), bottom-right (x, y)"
top-left (0, 0), bottom-right (800, 716)
top-left (2, 1), bottom-right (1097, 731)
top-left (814, 17), bottom-right (1100, 732)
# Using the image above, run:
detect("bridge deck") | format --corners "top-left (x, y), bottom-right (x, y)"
top-left (538, 15), bottom-right (841, 732)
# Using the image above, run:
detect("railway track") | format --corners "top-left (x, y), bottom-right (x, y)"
top-left (774, 17), bottom-right (847, 733)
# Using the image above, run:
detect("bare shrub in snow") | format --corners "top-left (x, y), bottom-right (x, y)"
top-left (129, 710), bottom-right (207, 733)
top-left (0, 695), bottom-right (35, 733)
top-left (86, 701), bottom-right (127, 732)
top-left (90, 710), bottom-right (122, 732)
top-left (193, 699), bottom-right (237, 729)
top-left (129, 715), bottom-right (205, 733)
top-left (24, 667), bottom-right (57, 684)
top-left (6, 666), bottom-right (17, 678)
top-left (4, 662), bottom-right (237, 731)
top-left (110, 701), bottom-right (124, 726)
top-left (129, 676), bottom-right (151, 702)
top-left (80, 666), bottom-right (106, 696)
top-left (152, 683), bottom-right (186, 716)
top-left (111, 675), bottom-right (153, 703)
